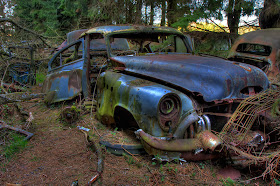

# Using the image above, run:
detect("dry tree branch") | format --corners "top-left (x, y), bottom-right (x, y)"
top-left (0, 18), bottom-right (52, 48)
top-left (206, 18), bottom-right (228, 33)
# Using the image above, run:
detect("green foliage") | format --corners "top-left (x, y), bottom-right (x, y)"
top-left (36, 71), bottom-right (46, 85)
top-left (3, 133), bottom-right (28, 159)
top-left (271, 99), bottom-right (280, 117)
top-left (172, 0), bottom-right (224, 30)
top-left (15, 0), bottom-right (63, 36)
top-left (0, 104), bottom-right (14, 119)
top-left (122, 153), bottom-right (142, 168)
top-left (125, 154), bottom-right (136, 165)
top-left (173, 0), bottom-right (262, 33)
top-left (199, 162), bottom-right (205, 169)
top-left (110, 127), bottom-right (118, 136)
top-left (274, 179), bottom-right (280, 185)
top-left (14, 0), bottom-right (145, 36)
top-left (222, 178), bottom-right (236, 186)
top-left (13, 0), bottom-right (263, 37)
top-left (190, 172), bottom-right (196, 178)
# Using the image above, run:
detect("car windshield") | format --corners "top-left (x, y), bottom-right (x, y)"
top-left (108, 32), bottom-right (188, 56)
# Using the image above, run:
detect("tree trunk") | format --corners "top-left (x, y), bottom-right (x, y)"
top-left (125, 0), bottom-right (129, 23)
top-left (149, 1), bottom-right (154, 25)
top-left (144, 2), bottom-right (148, 25)
top-left (0, 1), bottom-right (4, 18)
top-left (135, 0), bottom-right (142, 24)
top-left (259, 0), bottom-right (280, 29)
top-left (227, 0), bottom-right (241, 34)
top-left (167, 0), bottom-right (177, 26)
top-left (161, 0), bottom-right (166, 26)
top-left (127, 0), bottom-right (133, 24)
top-left (116, 0), bottom-right (125, 24)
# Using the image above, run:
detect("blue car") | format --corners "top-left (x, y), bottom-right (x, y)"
top-left (43, 26), bottom-right (270, 161)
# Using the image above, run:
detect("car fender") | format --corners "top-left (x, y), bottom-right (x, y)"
top-left (96, 71), bottom-right (196, 137)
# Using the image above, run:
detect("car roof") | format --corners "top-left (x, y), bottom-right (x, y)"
top-left (80, 25), bottom-right (183, 37)
top-left (232, 28), bottom-right (280, 49)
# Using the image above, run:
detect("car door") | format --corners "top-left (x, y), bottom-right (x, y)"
top-left (42, 39), bottom-right (85, 103)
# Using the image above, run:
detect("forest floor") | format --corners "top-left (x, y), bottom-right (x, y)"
top-left (0, 87), bottom-right (270, 185)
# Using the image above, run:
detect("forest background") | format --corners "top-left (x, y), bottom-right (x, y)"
top-left (0, 1), bottom-right (280, 185)
top-left (0, 0), bottom-right (272, 39)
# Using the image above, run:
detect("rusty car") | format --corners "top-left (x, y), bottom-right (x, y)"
top-left (43, 26), bottom-right (272, 161)
top-left (228, 28), bottom-right (280, 84)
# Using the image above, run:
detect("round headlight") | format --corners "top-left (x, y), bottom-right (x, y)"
top-left (160, 97), bottom-right (175, 115)
top-left (158, 94), bottom-right (181, 131)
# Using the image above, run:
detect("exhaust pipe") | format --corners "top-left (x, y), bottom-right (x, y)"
top-left (135, 129), bottom-right (222, 152)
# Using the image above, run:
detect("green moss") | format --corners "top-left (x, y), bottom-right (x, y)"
top-left (3, 133), bottom-right (28, 159)
top-left (71, 105), bottom-right (81, 112)
top-left (36, 72), bottom-right (47, 85)
top-left (44, 91), bottom-right (56, 105)
top-left (271, 99), bottom-right (280, 117)
top-left (96, 72), bottom-right (122, 121)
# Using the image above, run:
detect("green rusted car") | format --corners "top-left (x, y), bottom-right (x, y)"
top-left (43, 26), bottom-right (272, 161)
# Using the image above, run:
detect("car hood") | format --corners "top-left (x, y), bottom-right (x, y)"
top-left (110, 54), bottom-right (269, 102)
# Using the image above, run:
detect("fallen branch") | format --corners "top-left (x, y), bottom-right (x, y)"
top-left (0, 85), bottom-right (8, 94)
top-left (14, 102), bottom-right (29, 120)
top-left (2, 83), bottom-right (28, 92)
top-left (78, 127), bottom-right (104, 185)
top-left (0, 18), bottom-right (51, 48)
top-left (0, 92), bottom-right (45, 104)
top-left (87, 132), bottom-right (104, 185)
top-left (0, 120), bottom-right (34, 140)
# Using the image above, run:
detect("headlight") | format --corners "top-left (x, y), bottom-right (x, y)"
top-left (158, 94), bottom-right (181, 132)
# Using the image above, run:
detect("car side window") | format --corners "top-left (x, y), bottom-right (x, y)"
top-left (175, 36), bottom-right (187, 53)
top-left (51, 41), bottom-right (82, 69)
top-left (150, 35), bottom-right (175, 52)
top-left (150, 35), bottom-right (187, 53)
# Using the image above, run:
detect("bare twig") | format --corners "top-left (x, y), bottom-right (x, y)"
top-left (80, 130), bottom-right (104, 185)
top-left (206, 18), bottom-right (227, 33)
top-left (0, 18), bottom-right (51, 48)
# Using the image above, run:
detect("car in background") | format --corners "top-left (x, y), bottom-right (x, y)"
top-left (43, 26), bottom-right (270, 161)
top-left (228, 28), bottom-right (280, 84)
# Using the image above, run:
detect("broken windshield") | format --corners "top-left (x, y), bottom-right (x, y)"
top-left (108, 33), bottom-right (188, 56)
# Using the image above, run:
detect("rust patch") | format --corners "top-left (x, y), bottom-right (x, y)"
top-left (68, 70), bottom-right (83, 92)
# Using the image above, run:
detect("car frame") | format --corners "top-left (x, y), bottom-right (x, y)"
top-left (43, 26), bottom-right (270, 161)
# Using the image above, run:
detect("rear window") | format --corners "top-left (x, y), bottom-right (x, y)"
top-left (236, 43), bottom-right (272, 56)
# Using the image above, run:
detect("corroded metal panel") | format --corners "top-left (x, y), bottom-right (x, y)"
top-left (96, 71), bottom-right (195, 137)
top-left (111, 54), bottom-right (269, 102)
top-left (43, 63), bottom-right (83, 103)
top-left (228, 28), bottom-right (280, 82)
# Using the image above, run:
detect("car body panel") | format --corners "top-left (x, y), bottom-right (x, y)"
top-left (42, 60), bottom-right (84, 103)
top-left (228, 28), bottom-right (280, 83)
top-left (42, 39), bottom-right (86, 103)
top-left (96, 71), bottom-right (195, 137)
top-left (111, 54), bottom-right (269, 102)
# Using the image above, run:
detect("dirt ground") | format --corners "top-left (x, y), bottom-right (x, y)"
top-left (0, 98), bottom-right (270, 185)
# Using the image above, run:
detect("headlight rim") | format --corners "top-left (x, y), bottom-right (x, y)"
top-left (158, 93), bottom-right (181, 131)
